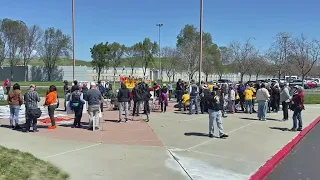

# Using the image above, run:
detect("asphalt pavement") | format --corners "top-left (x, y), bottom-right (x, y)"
top-left (266, 121), bottom-right (320, 180)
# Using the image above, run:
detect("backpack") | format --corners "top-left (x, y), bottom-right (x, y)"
top-left (134, 83), bottom-right (146, 101)
top-left (98, 85), bottom-right (106, 95)
top-left (190, 84), bottom-right (199, 97)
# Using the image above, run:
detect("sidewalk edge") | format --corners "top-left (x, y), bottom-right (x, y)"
top-left (249, 116), bottom-right (320, 180)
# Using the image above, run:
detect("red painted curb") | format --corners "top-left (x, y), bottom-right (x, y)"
top-left (250, 116), bottom-right (320, 180)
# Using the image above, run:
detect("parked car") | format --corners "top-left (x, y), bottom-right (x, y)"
top-left (307, 81), bottom-right (318, 88)
top-left (217, 79), bottom-right (233, 84)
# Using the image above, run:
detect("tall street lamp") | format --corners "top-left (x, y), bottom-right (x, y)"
top-left (199, 0), bottom-right (203, 83)
top-left (72, 0), bottom-right (76, 80)
top-left (156, 23), bottom-right (163, 81)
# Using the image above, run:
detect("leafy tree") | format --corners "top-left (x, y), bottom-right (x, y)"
top-left (124, 45), bottom-right (139, 75)
top-left (109, 42), bottom-right (125, 87)
top-left (0, 35), bottom-right (5, 68)
top-left (38, 27), bottom-right (71, 81)
top-left (203, 44), bottom-right (220, 82)
top-left (177, 24), bottom-right (212, 80)
top-left (21, 25), bottom-right (42, 81)
top-left (135, 38), bottom-right (158, 77)
top-left (90, 42), bottom-right (110, 81)
top-left (0, 18), bottom-right (27, 80)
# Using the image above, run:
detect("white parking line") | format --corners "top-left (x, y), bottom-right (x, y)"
top-left (43, 143), bottom-right (101, 159)
top-left (185, 121), bottom-right (258, 150)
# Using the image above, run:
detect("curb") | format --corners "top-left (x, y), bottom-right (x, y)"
top-left (249, 116), bottom-right (320, 180)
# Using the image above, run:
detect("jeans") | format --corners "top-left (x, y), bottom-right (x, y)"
top-left (161, 101), bottom-right (167, 112)
top-left (245, 100), bottom-right (253, 113)
top-left (88, 105), bottom-right (100, 128)
top-left (228, 100), bottom-right (235, 113)
top-left (252, 99), bottom-right (256, 112)
top-left (48, 105), bottom-right (57, 126)
top-left (282, 101), bottom-right (289, 120)
top-left (119, 102), bottom-right (129, 120)
top-left (257, 100), bottom-right (268, 120)
top-left (9, 105), bottom-right (20, 126)
top-left (189, 96), bottom-right (199, 114)
top-left (144, 100), bottom-right (150, 114)
top-left (208, 109), bottom-right (224, 136)
top-left (200, 97), bottom-right (207, 113)
top-left (133, 101), bottom-right (140, 116)
top-left (73, 104), bottom-right (83, 126)
top-left (293, 106), bottom-right (302, 129)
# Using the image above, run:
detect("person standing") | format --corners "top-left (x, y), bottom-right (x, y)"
top-left (200, 83), bottom-right (210, 114)
top-left (132, 84), bottom-right (142, 116)
top-left (290, 87), bottom-right (304, 131)
top-left (86, 82), bottom-right (102, 130)
top-left (167, 83), bottom-right (173, 101)
top-left (189, 80), bottom-right (199, 115)
top-left (7, 83), bottom-right (23, 129)
top-left (44, 85), bottom-right (58, 130)
top-left (256, 83), bottom-right (270, 121)
top-left (228, 85), bottom-right (236, 113)
top-left (97, 80), bottom-right (106, 112)
top-left (143, 83), bottom-right (151, 115)
top-left (24, 84), bottom-right (40, 132)
top-left (176, 79), bottom-right (184, 111)
top-left (206, 87), bottom-right (229, 139)
top-left (244, 85), bottom-right (253, 114)
top-left (117, 82), bottom-right (130, 122)
top-left (271, 84), bottom-right (280, 112)
top-left (69, 85), bottom-right (85, 128)
top-left (3, 79), bottom-right (11, 95)
top-left (63, 80), bottom-right (70, 111)
top-left (160, 84), bottom-right (168, 113)
top-left (280, 83), bottom-right (291, 121)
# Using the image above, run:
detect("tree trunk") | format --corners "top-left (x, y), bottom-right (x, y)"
top-left (173, 74), bottom-right (175, 82)
top-left (97, 69), bottom-right (101, 81)
top-left (255, 74), bottom-right (259, 80)
top-left (131, 68), bottom-right (134, 75)
top-left (219, 74), bottom-right (222, 80)
top-left (205, 74), bottom-right (208, 83)
top-left (278, 69), bottom-right (281, 82)
top-left (10, 66), bottom-right (14, 81)
top-left (249, 74), bottom-right (252, 81)
top-left (240, 73), bottom-right (244, 83)
top-left (25, 66), bottom-right (29, 81)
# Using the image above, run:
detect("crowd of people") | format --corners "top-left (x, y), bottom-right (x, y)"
top-left (2, 78), bottom-right (305, 136)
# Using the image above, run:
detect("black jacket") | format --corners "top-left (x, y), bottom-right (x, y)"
top-left (117, 83), bottom-right (130, 102)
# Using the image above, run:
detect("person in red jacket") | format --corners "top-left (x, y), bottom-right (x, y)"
top-left (3, 79), bottom-right (11, 95)
top-left (290, 86), bottom-right (304, 131)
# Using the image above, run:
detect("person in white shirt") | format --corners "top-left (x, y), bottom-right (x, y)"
top-left (228, 86), bottom-right (236, 113)
top-left (256, 83), bottom-right (270, 121)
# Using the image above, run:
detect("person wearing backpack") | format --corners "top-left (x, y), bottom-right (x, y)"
top-left (206, 87), bottom-right (228, 139)
top-left (188, 80), bottom-right (199, 115)
top-left (69, 85), bottom-right (85, 128)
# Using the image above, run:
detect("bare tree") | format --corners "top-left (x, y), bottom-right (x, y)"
top-left (229, 38), bottom-right (259, 82)
top-left (162, 47), bottom-right (179, 82)
top-left (266, 32), bottom-right (291, 80)
top-left (38, 27), bottom-right (71, 81)
top-left (21, 25), bottom-right (42, 81)
top-left (289, 34), bottom-right (320, 81)
top-left (251, 56), bottom-right (268, 80)
top-left (0, 35), bottom-right (5, 68)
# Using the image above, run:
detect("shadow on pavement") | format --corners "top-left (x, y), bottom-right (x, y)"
top-left (184, 132), bottom-right (208, 137)
top-left (269, 127), bottom-right (289, 131)
top-left (240, 117), bottom-right (280, 121)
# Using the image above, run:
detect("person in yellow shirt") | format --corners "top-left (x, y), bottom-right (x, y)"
top-left (182, 91), bottom-right (190, 112)
top-left (244, 85), bottom-right (253, 114)
top-left (250, 83), bottom-right (257, 113)
top-left (208, 84), bottom-right (214, 92)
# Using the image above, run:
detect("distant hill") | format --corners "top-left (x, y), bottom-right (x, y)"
top-left (3, 58), bottom-right (92, 66)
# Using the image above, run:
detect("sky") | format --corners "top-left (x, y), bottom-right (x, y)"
top-left (1, 0), bottom-right (320, 61)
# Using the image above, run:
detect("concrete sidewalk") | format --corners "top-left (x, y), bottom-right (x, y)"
top-left (0, 104), bottom-right (319, 180)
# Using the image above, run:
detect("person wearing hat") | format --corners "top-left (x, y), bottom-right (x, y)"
top-left (86, 82), bottom-right (102, 130)
top-left (160, 84), bottom-right (168, 113)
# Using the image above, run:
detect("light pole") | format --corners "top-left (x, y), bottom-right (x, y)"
top-left (72, 0), bottom-right (76, 80)
top-left (199, 0), bottom-right (203, 83)
top-left (282, 35), bottom-right (289, 80)
top-left (156, 23), bottom-right (163, 81)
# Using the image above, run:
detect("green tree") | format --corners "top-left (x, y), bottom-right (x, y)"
top-left (90, 42), bottom-right (110, 81)
top-left (124, 45), bottom-right (139, 75)
top-left (177, 24), bottom-right (212, 81)
top-left (38, 27), bottom-right (71, 81)
top-left (0, 18), bottom-right (27, 80)
top-left (109, 42), bottom-right (125, 88)
top-left (203, 44), bottom-right (220, 82)
top-left (135, 38), bottom-right (158, 77)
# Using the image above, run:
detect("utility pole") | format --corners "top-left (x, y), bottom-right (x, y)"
top-left (156, 23), bottom-right (163, 81)
top-left (282, 35), bottom-right (289, 80)
top-left (199, 0), bottom-right (203, 83)
top-left (72, 0), bottom-right (76, 80)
